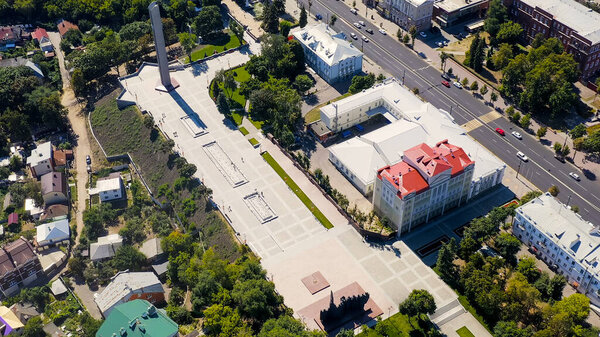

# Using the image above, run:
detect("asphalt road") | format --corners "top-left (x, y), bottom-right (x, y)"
top-left (299, 0), bottom-right (600, 225)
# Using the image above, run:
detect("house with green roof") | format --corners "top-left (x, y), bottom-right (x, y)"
top-left (96, 300), bottom-right (178, 337)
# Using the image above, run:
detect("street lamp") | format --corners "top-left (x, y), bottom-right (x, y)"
top-left (516, 160), bottom-right (523, 178)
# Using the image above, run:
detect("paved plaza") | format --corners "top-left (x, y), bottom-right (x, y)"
top-left (118, 45), bottom-right (490, 336)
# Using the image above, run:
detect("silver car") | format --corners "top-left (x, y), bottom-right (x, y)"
top-left (569, 172), bottom-right (581, 181)
top-left (511, 131), bottom-right (522, 139)
top-left (517, 151), bottom-right (528, 162)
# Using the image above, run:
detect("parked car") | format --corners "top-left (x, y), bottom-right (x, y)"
top-left (419, 31), bottom-right (427, 38)
top-left (353, 22), bottom-right (361, 28)
top-left (517, 151), bottom-right (528, 162)
top-left (86, 155), bottom-right (91, 165)
top-left (453, 81), bottom-right (462, 89)
top-left (350, 32), bottom-right (357, 39)
top-left (350, 8), bottom-right (358, 14)
top-left (441, 80), bottom-right (450, 88)
top-left (569, 172), bottom-right (581, 181)
top-left (379, 28), bottom-right (387, 35)
top-left (441, 73), bottom-right (450, 80)
top-left (86, 165), bottom-right (92, 173)
top-left (316, 14), bottom-right (322, 20)
top-left (366, 28), bottom-right (373, 34)
top-left (511, 131), bottom-right (522, 139)
top-left (495, 128), bottom-right (505, 136)
top-left (359, 20), bottom-right (365, 26)
top-left (362, 35), bottom-right (369, 42)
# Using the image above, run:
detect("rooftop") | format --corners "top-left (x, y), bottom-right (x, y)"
top-left (96, 173), bottom-right (122, 193)
top-left (96, 300), bottom-right (178, 337)
top-left (90, 234), bottom-right (123, 261)
top-left (379, 161), bottom-right (429, 198)
top-left (518, 192), bottom-right (600, 275)
top-left (40, 204), bottom-right (69, 221)
top-left (522, 0), bottom-right (600, 44)
top-left (0, 305), bottom-right (24, 334)
top-left (41, 171), bottom-right (66, 195)
top-left (0, 250), bottom-right (15, 278)
top-left (26, 142), bottom-right (52, 167)
top-left (36, 219), bottom-right (70, 245)
top-left (31, 28), bottom-right (49, 42)
top-left (434, 0), bottom-right (487, 12)
top-left (95, 272), bottom-right (164, 315)
top-left (292, 23), bottom-right (363, 66)
top-left (57, 19), bottom-right (79, 36)
top-left (4, 238), bottom-right (38, 267)
top-left (140, 238), bottom-right (163, 259)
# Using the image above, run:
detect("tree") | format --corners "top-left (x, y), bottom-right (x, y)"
top-left (223, 72), bottom-right (237, 98)
top-left (299, 6), bottom-right (307, 28)
top-left (179, 163), bottom-right (197, 177)
top-left (178, 32), bottom-right (197, 61)
top-left (409, 26), bottom-right (417, 47)
top-left (467, 34), bottom-right (486, 72)
top-left (493, 321), bottom-right (532, 337)
top-left (532, 33), bottom-right (546, 48)
top-left (279, 20), bottom-right (292, 37)
top-left (480, 84), bottom-right (489, 96)
top-left (162, 231), bottom-right (193, 258)
top-left (191, 271), bottom-right (221, 310)
top-left (262, 3), bottom-right (279, 33)
top-left (258, 315), bottom-right (316, 337)
top-left (436, 239), bottom-right (458, 282)
top-left (496, 21), bottom-right (523, 44)
top-left (293, 74), bottom-right (313, 95)
top-left (330, 14), bottom-right (337, 27)
top-left (349, 73), bottom-right (375, 93)
top-left (112, 246), bottom-right (146, 271)
top-left (166, 305), bottom-right (193, 325)
top-left (521, 190), bottom-right (542, 204)
top-left (119, 21), bottom-right (151, 41)
top-left (492, 43), bottom-right (513, 69)
top-left (398, 289), bottom-right (436, 325)
top-left (554, 294), bottom-right (590, 324)
top-left (203, 304), bottom-right (247, 336)
top-left (490, 91), bottom-right (498, 104)
top-left (548, 185), bottom-right (560, 196)
top-left (230, 21), bottom-right (244, 45)
top-left (461, 77), bottom-right (469, 87)
top-left (484, 0), bottom-right (508, 43)
top-left (119, 217), bottom-right (146, 244)
top-left (570, 124), bottom-right (587, 139)
top-left (519, 113), bottom-right (531, 129)
top-left (193, 6), bottom-right (223, 40)
top-left (396, 28), bottom-right (403, 41)
top-left (71, 68), bottom-right (86, 96)
top-left (232, 279), bottom-right (282, 322)
top-left (403, 34), bottom-right (410, 44)
top-left (494, 233), bottom-right (521, 262)
top-left (217, 93), bottom-right (230, 115)
top-left (537, 126), bottom-right (547, 138)
top-left (23, 317), bottom-right (46, 337)
top-left (470, 80), bottom-right (479, 91)
top-left (440, 51), bottom-right (449, 72)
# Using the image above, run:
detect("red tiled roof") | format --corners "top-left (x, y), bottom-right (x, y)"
top-left (57, 20), bottom-right (79, 37)
top-left (53, 149), bottom-right (73, 166)
top-left (378, 161), bottom-right (428, 199)
top-left (433, 140), bottom-right (474, 177)
top-left (7, 213), bottom-right (18, 225)
top-left (32, 28), bottom-right (49, 42)
top-left (404, 142), bottom-right (453, 178)
top-left (0, 27), bottom-right (17, 42)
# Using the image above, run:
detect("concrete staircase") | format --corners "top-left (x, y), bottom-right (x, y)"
top-left (429, 298), bottom-right (466, 326)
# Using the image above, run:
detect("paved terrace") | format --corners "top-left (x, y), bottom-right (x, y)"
top-left (118, 45), bottom-right (490, 337)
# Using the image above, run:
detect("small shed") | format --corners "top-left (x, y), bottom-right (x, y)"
top-left (7, 213), bottom-right (18, 226)
top-left (50, 279), bottom-right (68, 297)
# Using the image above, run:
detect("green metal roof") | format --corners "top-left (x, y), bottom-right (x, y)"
top-left (96, 300), bottom-right (178, 337)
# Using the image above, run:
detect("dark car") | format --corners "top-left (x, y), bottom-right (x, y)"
top-left (366, 28), bottom-right (373, 34)
top-left (86, 155), bottom-right (91, 165)
top-left (441, 73), bottom-right (450, 80)
top-left (316, 14), bottom-right (322, 20)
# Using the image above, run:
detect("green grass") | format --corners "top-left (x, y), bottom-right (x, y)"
top-left (357, 313), bottom-right (432, 337)
top-left (231, 112), bottom-right (244, 126)
top-left (261, 152), bottom-right (333, 229)
top-left (248, 117), bottom-right (265, 130)
top-left (186, 31), bottom-right (242, 63)
top-left (456, 327), bottom-right (476, 337)
top-left (239, 126), bottom-right (249, 135)
top-left (249, 138), bottom-right (259, 146)
top-left (587, 124), bottom-right (600, 134)
top-left (304, 92), bottom-right (352, 124)
top-left (210, 65), bottom-right (251, 109)
top-left (70, 185), bottom-right (77, 202)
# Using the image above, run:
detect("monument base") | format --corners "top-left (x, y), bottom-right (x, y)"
top-left (155, 78), bottom-right (180, 92)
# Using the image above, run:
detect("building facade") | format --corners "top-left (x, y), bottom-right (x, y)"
top-left (96, 173), bottom-right (123, 202)
top-left (0, 238), bottom-right (42, 297)
top-left (26, 142), bottom-right (53, 178)
top-left (373, 141), bottom-right (474, 235)
top-left (503, 0), bottom-right (600, 80)
top-left (513, 192), bottom-right (600, 306)
top-left (433, 0), bottom-right (489, 27)
top-left (383, 0), bottom-right (433, 31)
top-left (292, 23), bottom-right (363, 84)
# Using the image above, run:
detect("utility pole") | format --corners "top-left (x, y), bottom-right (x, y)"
top-left (516, 160), bottom-right (523, 178)
top-left (402, 69), bottom-right (405, 85)
top-left (566, 194), bottom-right (571, 207)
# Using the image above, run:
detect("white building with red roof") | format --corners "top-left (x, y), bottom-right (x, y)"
top-left (374, 140), bottom-right (475, 234)
top-left (31, 27), bottom-right (53, 53)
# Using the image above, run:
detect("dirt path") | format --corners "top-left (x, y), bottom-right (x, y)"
top-left (49, 32), bottom-right (91, 246)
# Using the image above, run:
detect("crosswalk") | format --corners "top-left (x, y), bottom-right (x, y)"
top-left (461, 109), bottom-right (502, 132)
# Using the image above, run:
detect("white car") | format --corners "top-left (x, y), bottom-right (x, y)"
top-left (350, 32), bottom-right (357, 40)
top-left (419, 31), bottom-right (427, 38)
top-left (511, 131), bottom-right (522, 139)
top-left (353, 22), bottom-right (361, 28)
top-left (358, 20), bottom-right (365, 26)
top-left (569, 172), bottom-right (581, 181)
top-left (350, 8), bottom-right (358, 14)
top-left (379, 28), bottom-right (387, 35)
top-left (362, 35), bottom-right (369, 42)
top-left (453, 81), bottom-right (462, 89)
top-left (517, 151), bottom-right (528, 162)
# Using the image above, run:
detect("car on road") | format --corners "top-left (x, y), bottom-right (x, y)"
top-left (495, 128), bottom-right (505, 136)
top-left (554, 154), bottom-right (566, 163)
top-left (517, 151), bottom-right (528, 162)
top-left (315, 14), bottom-right (322, 20)
top-left (353, 22), bottom-right (361, 28)
top-left (569, 172), bottom-right (581, 181)
top-left (86, 155), bottom-right (91, 165)
top-left (441, 80), bottom-right (450, 88)
top-left (511, 131), bottom-right (522, 139)
top-left (86, 165), bottom-right (91, 173)
top-left (350, 8), bottom-right (358, 14)
top-left (453, 81), bottom-right (462, 89)
top-left (366, 28), bottom-right (373, 34)
top-left (379, 28), bottom-right (387, 35)
top-left (358, 20), bottom-right (365, 26)
top-left (419, 31), bottom-right (427, 38)
top-left (441, 73), bottom-right (450, 80)
top-left (350, 32), bottom-right (357, 40)
top-left (361, 35), bottom-right (369, 42)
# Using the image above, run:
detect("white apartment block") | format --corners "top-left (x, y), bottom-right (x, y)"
top-left (384, 0), bottom-right (434, 31)
top-left (26, 142), bottom-right (53, 178)
top-left (292, 23), bottom-right (363, 84)
top-left (373, 140), bottom-right (474, 236)
top-left (513, 193), bottom-right (600, 306)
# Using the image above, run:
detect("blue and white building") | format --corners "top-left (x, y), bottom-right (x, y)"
top-left (513, 192), bottom-right (600, 306)
top-left (292, 23), bottom-right (363, 84)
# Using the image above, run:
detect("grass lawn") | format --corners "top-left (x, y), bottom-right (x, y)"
top-left (249, 138), bottom-right (259, 146)
top-left (248, 117), bottom-right (265, 129)
top-left (456, 327), bottom-right (476, 337)
top-left (588, 124), bottom-right (600, 134)
top-left (70, 185), bottom-right (77, 202)
top-left (304, 92), bottom-right (352, 124)
top-left (261, 152), bottom-right (333, 229)
top-left (239, 126), bottom-right (249, 135)
top-left (186, 30), bottom-right (242, 63)
top-left (357, 313), bottom-right (432, 337)
top-left (231, 111), bottom-right (244, 126)
top-left (211, 65), bottom-right (251, 109)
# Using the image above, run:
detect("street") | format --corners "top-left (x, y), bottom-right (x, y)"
top-left (298, 0), bottom-right (600, 224)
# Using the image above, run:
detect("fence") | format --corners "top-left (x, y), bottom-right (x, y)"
top-left (265, 134), bottom-right (396, 242)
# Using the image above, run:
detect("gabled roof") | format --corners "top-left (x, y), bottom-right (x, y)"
top-left (40, 204), bottom-right (69, 221)
top-left (0, 250), bottom-right (15, 278)
top-left (96, 173), bottom-right (122, 193)
top-left (404, 143), bottom-right (453, 179)
top-left (95, 272), bottom-right (164, 315)
top-left (0, 306), bottom-right (24, 334)
top-left (292, 23), bottom-right (363, 66)
top-left (90, 234), bottom-right (123, 261)
top-left (140, 238), bottom-right (163, 259)
top-left (96, 300), bottom-right (178, 337)
top-left (378, 161), bottom-right (428, 199)
top-left (57, 20), bottom-right (79, 37)
top-left (4, 238), bottom-right (38, 267)
top-left (41, 171), bottom-right (67, 195)
top-left (7, 213), bottom-right (18, 225)
top-left (50, 279), bottom-right (67, 296)
top-left (36, 219), bottom-right (69, 245)
top-left (31, 28), bottom-right (49, 42)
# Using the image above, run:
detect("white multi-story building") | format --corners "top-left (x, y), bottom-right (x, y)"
top-left (94, 173), bottom-right (124, 202)
top-left (513, 193), bottom-right (600, 306)
top-left (292, 23), bottom-right (363, 84)
top-left (26, 142), bottom-right (53, 178)
top-left (383, 0), bottom-right (433, 31)
top-left (325, 79), bottom-right (505, 197)
top-left (373, 140), bottom-right (474, 235)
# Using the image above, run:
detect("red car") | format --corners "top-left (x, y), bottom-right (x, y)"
top-left (441, 80), bottom-right (450, 88)
top-left (495, 128), bottom-right (505, 136)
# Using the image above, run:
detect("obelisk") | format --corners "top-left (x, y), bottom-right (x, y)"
top-left (149, 1), bottom-right (179, 91)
